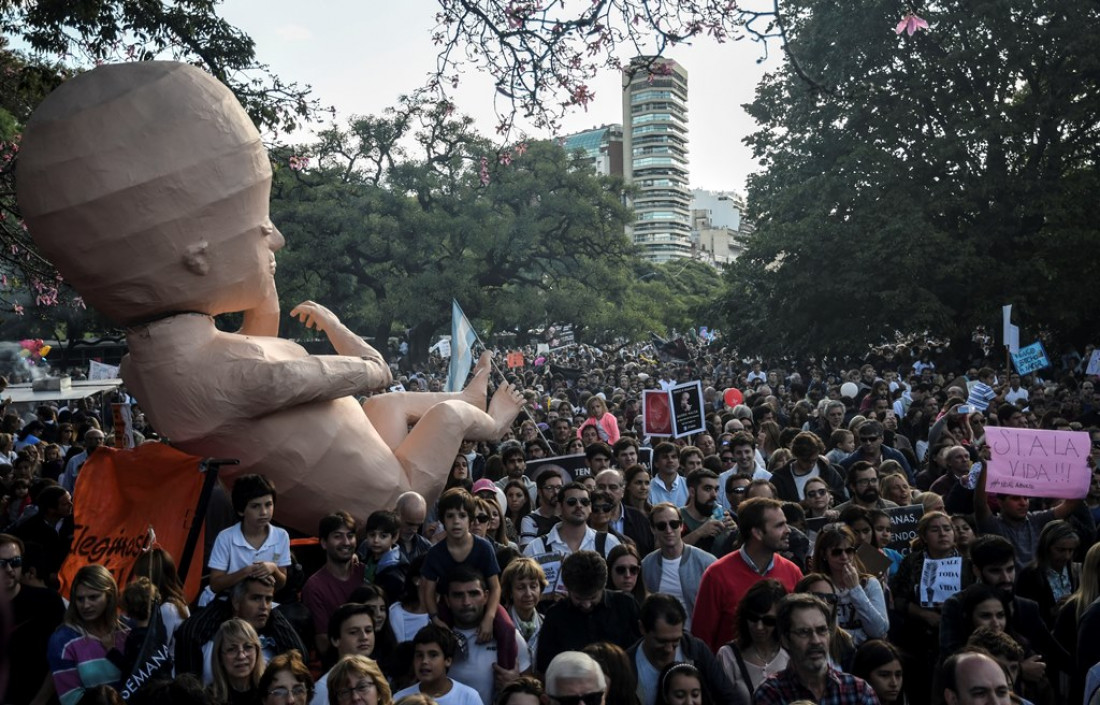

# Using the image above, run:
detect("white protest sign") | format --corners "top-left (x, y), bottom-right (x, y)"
top-left (985, 427), bottom-right (1091, 499)
top-left (1087, 349), bottom-right (1100, 376)
top-left (89, 360), bottom-right (120, 380)
top-left (531, 552), bottom-right (565, 594)
top-left (919, 556), bottom-right (963, 607)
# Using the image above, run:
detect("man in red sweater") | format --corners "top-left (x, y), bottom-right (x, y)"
top-left (691, 497), bottom-right (803, 652)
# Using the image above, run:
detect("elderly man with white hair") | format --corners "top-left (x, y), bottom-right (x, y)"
top-left (544, 651), bottom-right (607, 705)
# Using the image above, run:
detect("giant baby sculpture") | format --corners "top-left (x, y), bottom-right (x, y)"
top-left (16, 62), bottom-right (523, 533)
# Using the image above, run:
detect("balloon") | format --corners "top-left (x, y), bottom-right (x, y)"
top-left (841, 382), bottom-right (859, 399)
top-left (18, 349), bottom-right (30, 358)
top-left (39, 345), bottom-right (51, 356)
top-left (723, 388), bottom-right (744, 407)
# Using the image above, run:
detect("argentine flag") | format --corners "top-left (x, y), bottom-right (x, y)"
top-left (446, 300), bottom-right (478, 392)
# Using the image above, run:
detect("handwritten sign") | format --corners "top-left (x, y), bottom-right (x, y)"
top-left (985, 427), bottom-right (1091, 499)
top-left (507, 352), bottom-right (525, 368)
top-left (1012, 341), bottom-right (1050, 376)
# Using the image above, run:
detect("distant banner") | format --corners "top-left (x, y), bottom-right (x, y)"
top-left (59, 443), bottom-right (208, 602)
top-left (1086, 349), bottom-right (1100, 376)
top-left (525, 454), bottom-right (588, 484)
top-left (670, 380), bottom-right (705, 438)
top-left (1012, 341), bottom-right (1050, 376)
top-left (89, 360), bottom-right (120, 380)
top-left (507, 352), bottom-right (525, 368)
top-left (985, 427), bottom-right (1091, 499)
top-left (643, 389), bottom-right (673, 436)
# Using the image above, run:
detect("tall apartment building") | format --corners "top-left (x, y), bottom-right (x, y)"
top-left (621, 57), bottom-right (691, 262)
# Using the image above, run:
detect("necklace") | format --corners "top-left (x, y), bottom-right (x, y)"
top-left (748, 644), bottom-right (781, 675)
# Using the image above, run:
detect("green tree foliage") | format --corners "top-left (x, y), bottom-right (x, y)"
top-left (269, 99), bottom-right (644, 359)
top-left (719, 0), bottom-right (1100, 357)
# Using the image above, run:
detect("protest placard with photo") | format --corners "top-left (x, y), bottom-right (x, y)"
top-left (670, 380), bottom-right (706, 438)
top-left (643, 389), bottom-right (673, 436)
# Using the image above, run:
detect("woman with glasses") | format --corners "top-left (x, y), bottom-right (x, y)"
top-left (326, 654), bottom-right (393, 705)
top-left (259, 650), bottom-right (312, 705)
top-left (793, 573), bottom-right (856, 669)
top-left (717, 579), bottom-right (788, 701)
top-left (47, 564), bottom-right (130, 705)
top-left (606, 543), bottom-right (647, 607)
top-left (810, 525), bottom-right (888, 646)
top-left (208, 618), bottom-right (265, 705)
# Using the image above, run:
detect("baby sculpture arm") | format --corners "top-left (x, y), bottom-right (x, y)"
top-left (290, 300), bottom-right (392, 388)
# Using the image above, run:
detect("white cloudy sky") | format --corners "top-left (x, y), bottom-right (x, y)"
top-left (218, 0), bottom-right (778, 193)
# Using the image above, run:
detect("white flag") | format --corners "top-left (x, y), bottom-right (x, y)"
top-left (1002, 305), bottom-right (1020, 354)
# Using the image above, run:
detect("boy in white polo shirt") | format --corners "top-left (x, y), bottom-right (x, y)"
top-left (393, 624), bottom-right (482, 705)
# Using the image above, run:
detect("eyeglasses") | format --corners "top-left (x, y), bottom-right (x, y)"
top-left (853, 477), bottom-right (878, 487)
top-left (829, 547), bottom-right (856, 557)
top-left (805, 489), bottom-right (828, 499)
top-left (543, 484), bottom-right (564, 493)
top-left (473, 514), bottom-right (490, 524)
top-left (859, 435), bottom-right (881, 443)
top-left (592, 503), bottom-right (614, 513)
top-left (653, 520), bottom-right (683, 532)
top-left (564, 497), bottom-right (591, 507)
top-left (336, 681), bottom-right (377, 703)
top-left (720, 456), bottom-right (735, 463)
top-left (0, 556), bottom-right (23, 569)
top-left (789, 625), bottom-right (831, 640)
top-left (222, 643), bottom-right (258, 656)
top-left (550, 692), bottom-right (605, 705)
top-left (746, 613), bottom-right (778, 627)
top-left (811, 591), bottom-right (839, 605)
top-left (729, 487), bottom-right (748, 495)
top-left (268, 685), bottom-right (308, 699)
top-left (614, 564), bottom-right (640, 576)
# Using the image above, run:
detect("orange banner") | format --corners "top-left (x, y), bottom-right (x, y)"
top-left (59, 443), bottom-right (208, 602)
top-left (506, 351), bottom-right (525, 368)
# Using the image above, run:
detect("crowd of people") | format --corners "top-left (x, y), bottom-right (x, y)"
top-left (2, 337), bottom-right (1100, 705)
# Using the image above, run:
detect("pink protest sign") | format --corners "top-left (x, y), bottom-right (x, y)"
top-left (985, 427), bottom-right (1092, 499)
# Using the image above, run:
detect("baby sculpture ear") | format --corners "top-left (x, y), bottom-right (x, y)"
top-left (183, 241), bottom-right (210, 275)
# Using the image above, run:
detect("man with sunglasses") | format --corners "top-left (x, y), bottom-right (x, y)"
top-left (839, 421), bottom-right (914, 483)
top-left (626, 594), bottom-right (744, 705)
top-left (523, 484), bottom-right (620, 560)
top-left (544, 651), bottom-right (606, 705)
top-left (752, 594), bottom-right (878, 704)
top-left (1, 533), bottom-right (65, 705)
top-left (641, 503), bottom-right (716, 634)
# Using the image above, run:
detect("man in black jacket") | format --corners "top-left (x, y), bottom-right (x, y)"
top-left (626, 593), bottom-right (746, 705)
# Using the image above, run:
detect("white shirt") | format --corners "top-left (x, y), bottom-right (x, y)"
top-left (389, 602), bottom-right (432, 643)
top-left (658, 555), bottom-right (688, 629)
top-left (199, 522), bottom-right (291, 606)
top-left (394, 680), bottom-right (483, 705)
top-left (522, 524), bottom-right (619, 560)
top-left (448, 626), bottom-right (531, 705)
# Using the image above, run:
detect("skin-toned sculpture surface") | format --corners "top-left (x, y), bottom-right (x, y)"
top-left (16, 61), bottom-right (523, 532)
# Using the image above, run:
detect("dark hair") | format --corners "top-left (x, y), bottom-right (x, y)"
top-left (326, 603), bottom-right (376, 644)
top-left (959, 583), bottom-right (1012, 639)
top-left (318, 511), bottom-right (357, 541)
top-left (735, 497), bottom-right (783, 539)
top-left (438, 487), bottom-right (477, 516)
top-left (966, 627), bottom-right (1023, 663)
top-left (640, 592), bottom-right (686, 631)
top-left (561, 550), bottom-right (607, 595)
top-left (624, 464), bottom-right (650, 485)
top-left (501, 445), bottom-right (526, 463)
top-left (655, 662), bottom-right (711, 705)
top-left (735, 579), bottom-right (787, 649)
top-left (850, 639), bottom-right (902, 683)
top-left (581, 643), bottom-right (638, 705)
top-left (447, 565), bottom-right (487, 592)
top-left (653, 442), bottom-right (678, 461)
top-left (586, 442), bottom-right (613, 461)
top-left (412, 623), bottom-right (457, 659)
top-left (503, 480), bottom-right (532, 521)
top-left (35, 484), bottom-right (69, 511)
top-left (536, 468), bottom-right (564, 490)
top-left (729, 431), bottom-right (755, 450)
top-left (365, 510), bottom-right (399, 535)
top-left (790, 432), bottom-right (824, 460)
top-left (969, 534), bottom-right (1016, 570)
top-left (230, 474), bottom-right (276, 515)
top-left (558, 481), bottom-right (590, 506)
top-left (495, 676), bottom-right (545, 705)
top-left (612, 438), bottom-right (639, 456)
top-left (776, 593), bottom-right (831, 638)
top-left (686, 468), bottom-right (718, 489)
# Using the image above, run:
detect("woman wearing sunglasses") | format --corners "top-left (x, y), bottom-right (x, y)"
top-left (810, 525), bottom-right (889, 646)
top-left (606, 544), bottom-right (647, 607)
top-left (717, 579), bottom-right (789, 702)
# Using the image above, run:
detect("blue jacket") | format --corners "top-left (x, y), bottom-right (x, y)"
top-left (641, 544), bottom-right (716, 621)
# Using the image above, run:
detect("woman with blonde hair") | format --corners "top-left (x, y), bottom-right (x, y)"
top-left (1054, 541), bottom-right (1100, 696)
top-left (327, 654), bottom-right (393, 705)
top-left (810, 525), bottom-right (889, 645)
top-left (879, 473), bottom-right (914, 507)
top-left (209, 618), bottom-right (265, 705)
top-left (578, 395), bottom-right (620, 444)
top-left (47, 564), bottom-right (129, 705)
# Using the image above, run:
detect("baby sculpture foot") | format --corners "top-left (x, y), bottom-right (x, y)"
top-left (460, 351), bottom-right (493, 411)
top-left (487, 381), bottom-right (525, 438)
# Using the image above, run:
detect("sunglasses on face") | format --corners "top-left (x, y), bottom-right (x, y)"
top-left (614, 564), bottom-right (640, 576)
top-left (830, 547), bottom-right (856, 557)
top-left (0, 556), bottom-right (23, 569)
top-left (720, 456), bottom-right (735, 463)
top-left (805, 489), bottom-right (828, 499)
top-left (564, 497), bottom-right (591, 507)
top-left (653, 519), bottom-right (683, 532)
top-left (860, 435), bottom-right (880, 443)
top-left (729, 486), bottom-right (748, 495)
top-left (472, 514), bottom-right (491, 524)
top-left (746, 613), bottom-right (778, 627)
top-left (550, 693), bottom-right (605, 705)
top-left (592, 503), bottom-right (614, 513)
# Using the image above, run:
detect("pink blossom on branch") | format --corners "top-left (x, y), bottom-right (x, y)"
top-left (895, 12), bottom-right (929, 36)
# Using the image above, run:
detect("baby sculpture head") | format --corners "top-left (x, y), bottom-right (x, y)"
top-left (17, 61), bottom-right (283, 325)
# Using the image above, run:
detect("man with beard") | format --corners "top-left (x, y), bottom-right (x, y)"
top-left (535, 551), bottom-right (641, 674)
top-left (692, 498), bottom-right (803, 652)
top-left (752, 594), bottom-right (878, 705)
top-left (679, 469), bottom-right (738, 557)
top-left (595, 468), bottom-right (653, 555)
top-left (641, 503), bottom-right (715, 632)
top-left (0, 534), bottom-right (65, 705)
top-left (444, 567), bottom-right (529, 703)
top-left (834, 462), bottom-right (898, 513)
top-left (840, 421), bottom-right (914, 483)
top-left (938, 535), bottom-right (1066, 682)
top-left (523, 484), bottom-right (620, 560)
top-left (550, 417), bottom-right (575, 455)
top-left (303, 511), bottom-right (365, 657)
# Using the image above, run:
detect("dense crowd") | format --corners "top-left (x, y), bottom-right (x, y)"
top-left (2, 338), bottom-right (1100, 705)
